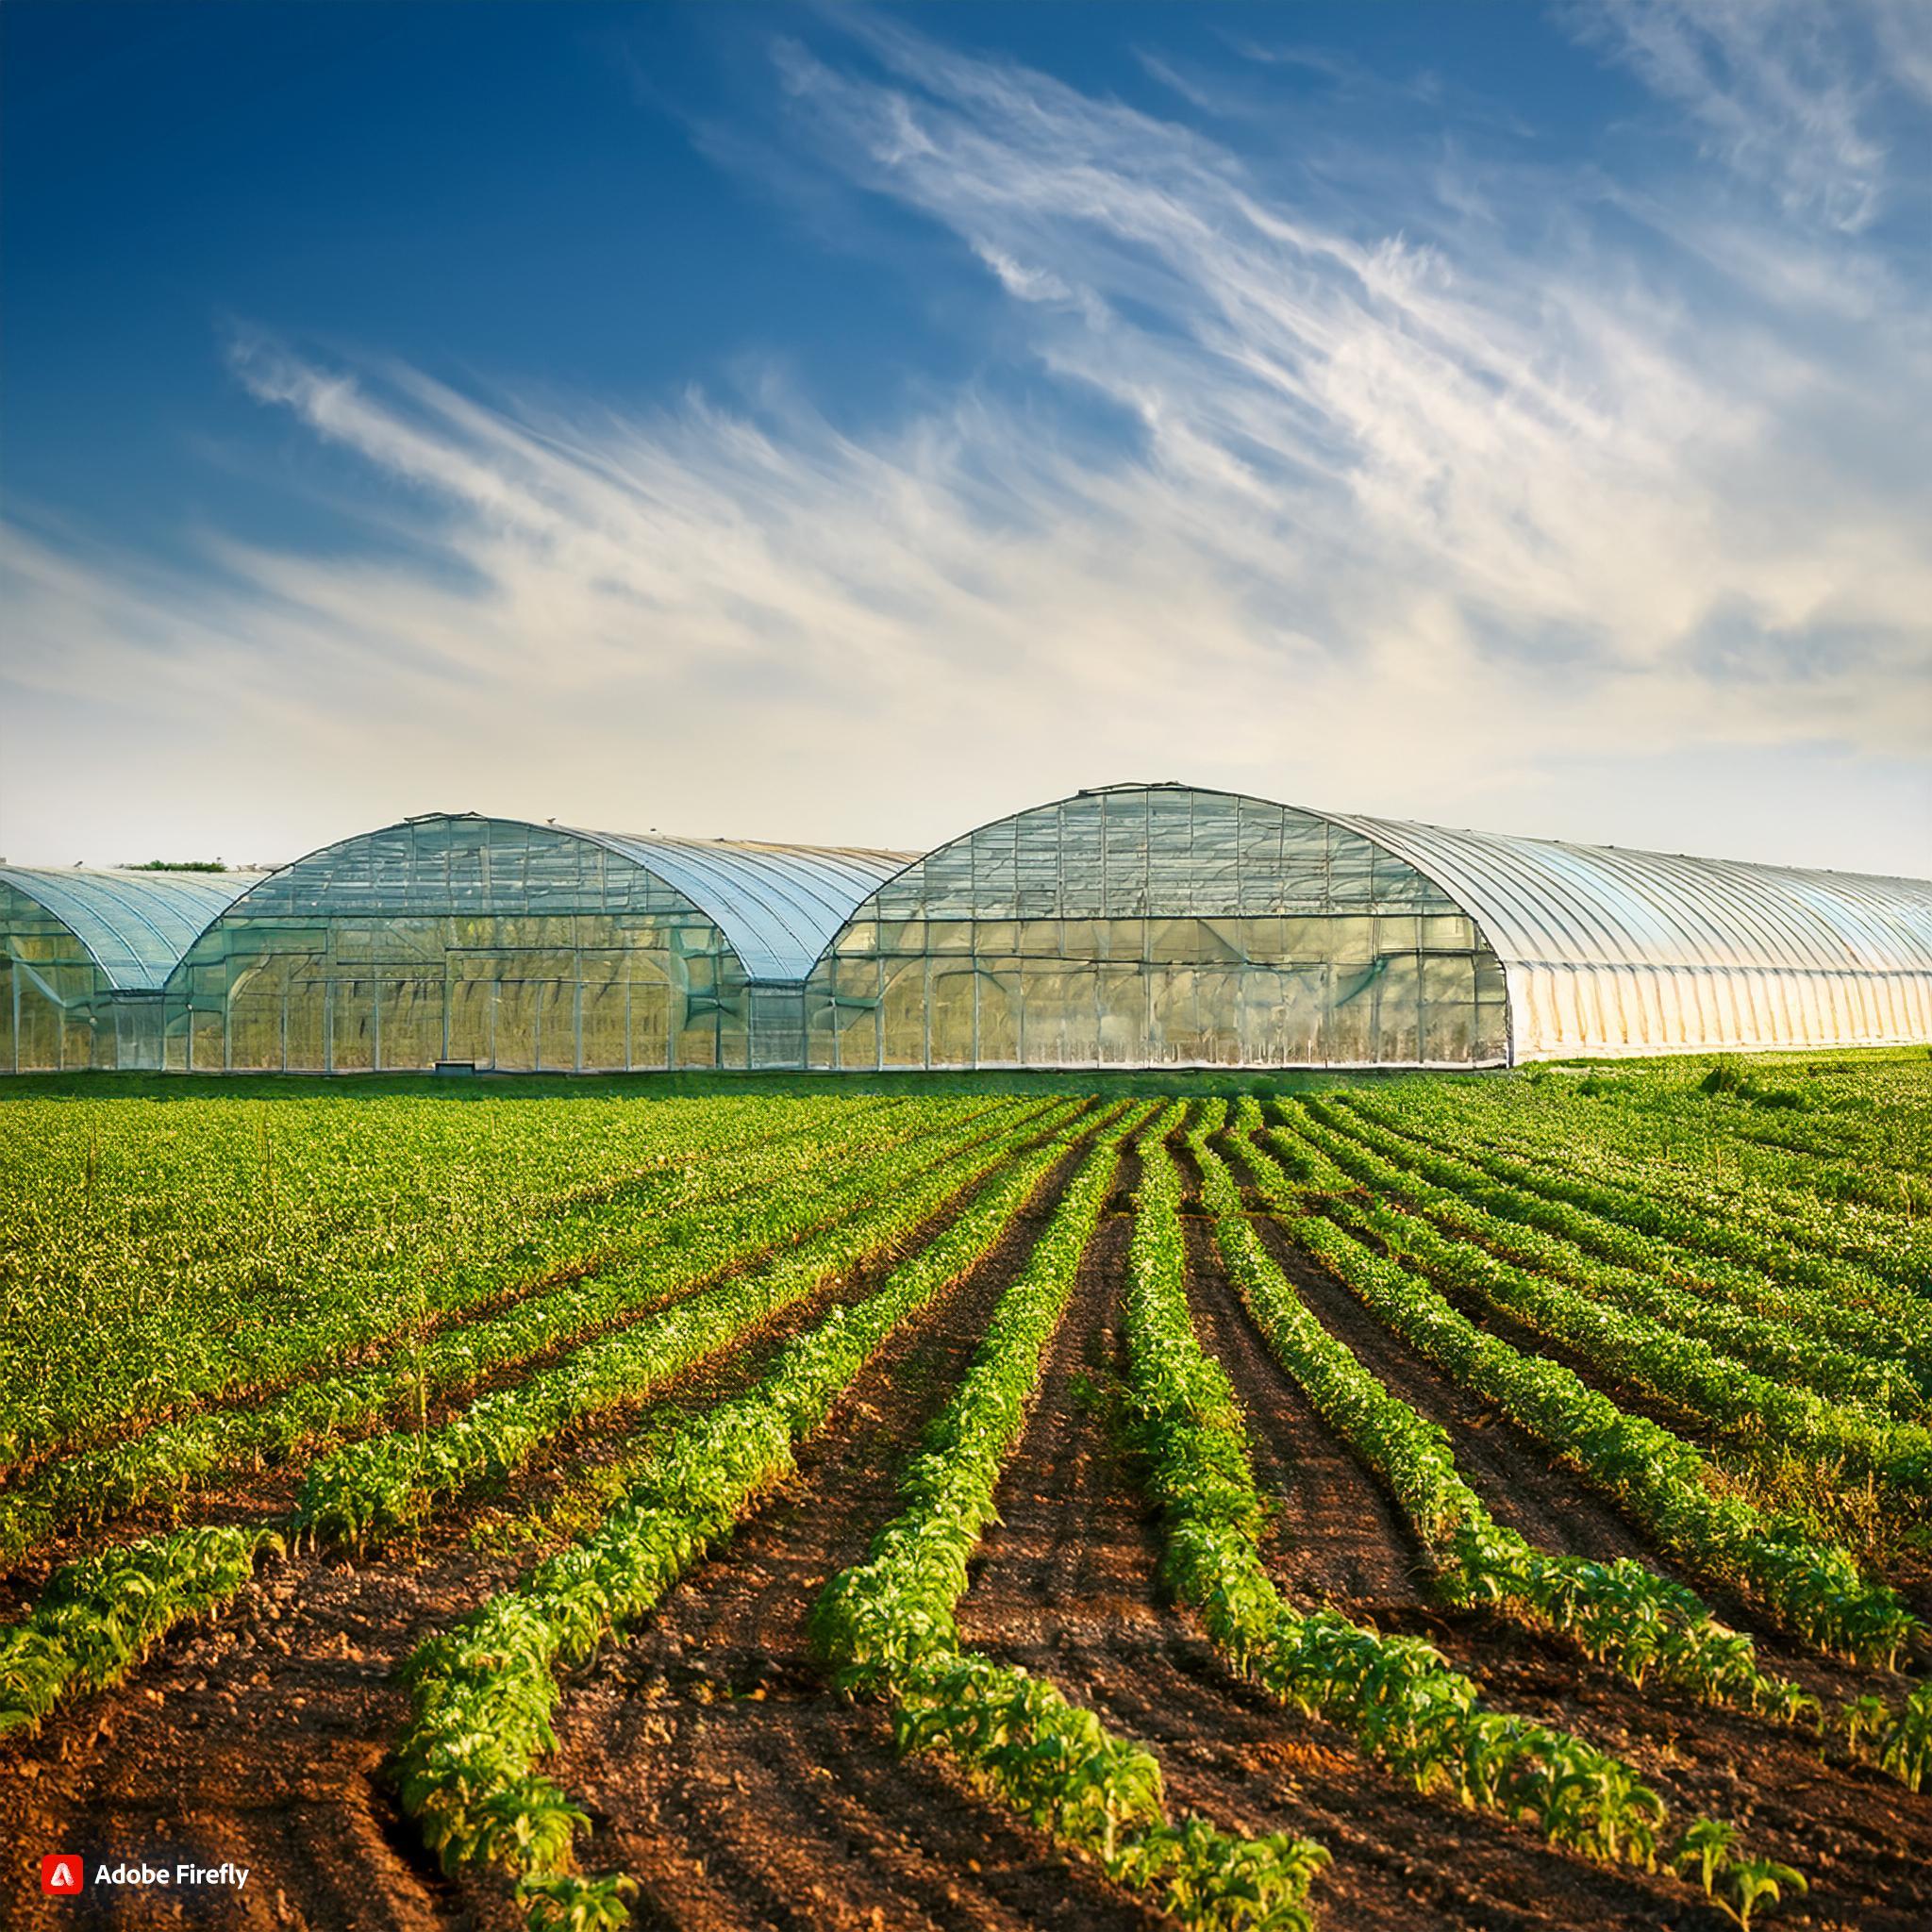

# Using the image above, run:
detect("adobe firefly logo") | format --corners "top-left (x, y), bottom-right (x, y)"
top-left (41, 1854), bottom-right (84, 1896)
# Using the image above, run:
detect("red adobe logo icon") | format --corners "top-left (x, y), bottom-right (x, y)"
top-left (41, 1854), bottom-right (83, 1895)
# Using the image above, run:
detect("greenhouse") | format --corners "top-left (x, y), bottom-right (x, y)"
top-left (150, 814), bottom-right (911, 1074)
top-left (3, 784), bottom-right (1928, 1074)
top-left (0, 866), bottom-right (255, 1072)
top-left (803, 785), bottom-right (1932, 1068)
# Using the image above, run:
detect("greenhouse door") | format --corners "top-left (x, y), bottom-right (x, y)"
top-left (444, 955), bottom-right (510, 1069)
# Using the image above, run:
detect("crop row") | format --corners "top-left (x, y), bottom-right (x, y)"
top-left (1299, 1102), bottom-right (1925, 1417)
top-left (1338, 1087), bottom-right (1915, 1313)
top-left (0, 1109), bottom-right (1085, 1740)
top-left (1124, 1112), bottom-right (1707, 1880)
top-left (1374, 1069), bottom-right (1921, 1243)
top-left (1325, 1094), bottom-right (1932, 1390)
top-left (1286, 1106), bottom-right (1932, 1498)
top-left (292, 1101), bottom-right (1082, 1549)
top-left (0, 1524), bottom-right (284, 1736)
top-left (392, 1111), bottom-right (1124, 1930)
top-left (812, 1101), bottom-right (1329, 1932)
top-left (1246, 1110), bottom-right (1918, 1666)
top-left (0, 1091), bottom-right (941, 1468)
top-left (0, 1099), bottom-right (1044, 1559)
top-left (1182, 1110), bottom-right (1810, 1721)
top-left (1347, 1080), bottom-right (1929, 1288)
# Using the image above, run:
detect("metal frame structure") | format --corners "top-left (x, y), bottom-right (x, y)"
top-left (0, 868), bottom-right (253, 1072)
top-left (146, 815), bottom-right (909, 1075)
top-left (1340, 813), bottom-right (1932, 1058)
top-left (803, 786), bottom-right (1512, 1071)
top-left (4, 787), bottom-right (1926, 1073)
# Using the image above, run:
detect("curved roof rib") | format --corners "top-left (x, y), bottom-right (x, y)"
top-left (186, 814), bottom-right (914, 989)
top-left (1335, 817), bottom-right (1932, 975)
top-left (1332, 813), bottom-right (1932, 1055)
top-left (0, 868), bottom-right (254, 991)
top-left (573, 830), bottom-right (914, 981)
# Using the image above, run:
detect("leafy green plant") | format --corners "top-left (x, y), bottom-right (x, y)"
top-left (1193, 1106), bottom-right (1814, 1723)
top-left (1721, 1857), bottom-right (1807, 1929)
top-left (393, 1114), bottom-right (1131, 1931)
top-left (808, 1105), bottom-right (1329, 1930)
top-left (1122, 1112), bottom-right (1688, 1881)
top-left (1252, 1104), bottom-right (1918, 1669)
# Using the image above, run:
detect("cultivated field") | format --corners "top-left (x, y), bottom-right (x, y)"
top-left (0, 1055), bottom-right (1928, 1931)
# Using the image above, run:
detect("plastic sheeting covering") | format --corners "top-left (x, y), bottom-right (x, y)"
top-left (575, 830), bottom-right (911, 981)
top-left (0, 868), bottom-right (252, 991)
top-left (805, 786), bottom-right (1511, 1069)
top-left (146, 816), bottom-right (914, 1074)
top-left (1334, 814), bottom-right (1932, 1058)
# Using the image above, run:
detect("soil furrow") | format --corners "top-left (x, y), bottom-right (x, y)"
top-left (1174, 1222), bottom-right (1424, 1608)
top-left (1404, 1610), bottom-right (1932, 1931)
top-left (956, 1160), bottom-right (1688, 1932)
top-left (0, 1132), bottom-right (1096, 1932)
top-left (1222, 1132), bottom-right (1924, 1694)
top-left (1216, 1134), bottom-right (1667, 1571)
top-left (1183, 1208), bottom-right (1932, 1926)
top-left (529, 1125), bottom-right (1164, 1932)
top-left (1192, 1134), bottom-right (1932, 1926)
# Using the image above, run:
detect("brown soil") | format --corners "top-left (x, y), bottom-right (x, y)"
top-left (531, 1129), bottom-right (1165, 1932)
top-left (1198, 1131), bottom-right (1670, 1571)
top-left (0, 1126), bottom-right (1097, 1932)
top-left (1191, 1139), bottom-right (1932, 1928)
top-left (956, 1158), bottom-right (1698, 1932)
top-left (4, 1108), bottom-right (1927, 1932)
top-left (1178, 1215), bottom-right (1424, 1612)
top-left (1218, 1131), bottom-right (1927, 1692)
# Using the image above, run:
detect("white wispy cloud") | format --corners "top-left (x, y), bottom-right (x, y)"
top-left (2, 8), bottom-right (1927, 872)
top-left (1574, 0), bottom-right (1926, 232)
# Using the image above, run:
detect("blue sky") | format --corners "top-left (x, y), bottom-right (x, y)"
top-left (4, 1), bottom-right (1928, 873)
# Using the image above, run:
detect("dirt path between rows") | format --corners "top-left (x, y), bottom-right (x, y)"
top-left (1208, 1130), bottom-right (1667, 1570)
top-left (1221, 1131), bottom-right (1925, 1687)
top-left (956, 1147), bottom-right (1690, 1932)
top-left (0, 1106), bottom-right (1057, 1618)
top-left (0, 1125), bottom-right (1096, 1932)
top-left (1198, 1133), bottom-right (1932, 1929)
top-left (528, 1129), bottom-right (1165, 1932)
top-left (1177, 1213), bottom-right (1424, 1613)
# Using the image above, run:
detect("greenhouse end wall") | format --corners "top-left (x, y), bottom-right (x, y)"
top-left (803, 788), bottom-right (1512, 1069)
top-left (158, 818), bottom-right (764, 1074)
top-left (1, 869), bottom-right (252, 1074)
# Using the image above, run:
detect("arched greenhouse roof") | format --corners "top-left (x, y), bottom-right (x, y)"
top-left (566, 829), bottom-right (915, 981)
top-left (191, 815), bottom-right (914, 987)
top-left (1330, 814), bottom-right (1932, 980)
top-left (0, 867), bottom-right (255, 991)
top-left (817, 782), bottom-right (1932, 1057)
